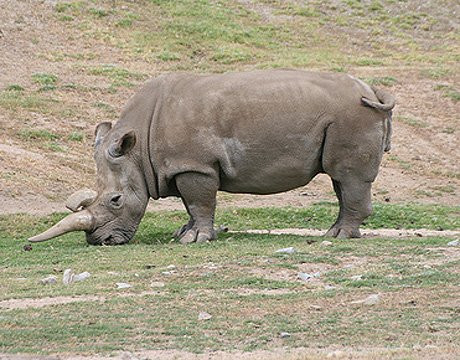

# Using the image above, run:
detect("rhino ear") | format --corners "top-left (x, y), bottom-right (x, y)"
top-left (94, 122), bottom-right (112, 147)
top-left (108, 130), bottom-right (136, 158)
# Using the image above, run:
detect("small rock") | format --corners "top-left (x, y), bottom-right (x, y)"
top-left (321, 240), bottom-right (333, 247)
top-left (351, 275), bottom-right (363, 281)
top-left (166, 265), bottom-right (176, 270)
top-left (40, 275), bottom-right (57, 285)
top-left (327, 350), bottom-right (345, 358)
top-left (324, 285), bottom-right (336, 290)
top-left (150, 281), bottom-right (165, 288)
top-left (351, 294), bottom-right (381, 305)
top-left (298, 272), bottom-right (320, 281)
top-left (447, 240), bottom-right (459, 247)
top-left (116, 282), bottom-right (132, 289)
top-left (198, 311), bottom-right (212, 321)
top-left (279, 332), bottom-right (291, 338)
top-left (73, 272), bottom-right (91, 282)
top-left (23, 244), bottom-right (32, 251)
top-left (275, 247), bottom-right (296, 254)
top-left (161, 271), bottom-right (173, 276)
top-left (63, 269), bottom-right (74, 285)
top-left (120, 352), bottom-right (140, 360)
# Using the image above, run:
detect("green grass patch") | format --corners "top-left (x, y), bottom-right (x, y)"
top-left (31, 73), bottom-right (58, 86)
top-left (67, 131), bottom-right (85, 142)
top-left (364, 76), bottom-right (398, 87)
top-left (0, 91), bottom-right (53, 113)
top-left (396, 115), bottom-right (428, 128)
top-left (18, 129), bottom-right (59, 141)
top-left (4, 84), bottom-right (25, 92)
top-left (0, 203), bottom-right (459, 355)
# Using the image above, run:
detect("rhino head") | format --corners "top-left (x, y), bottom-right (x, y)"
top-left (29, 122), bottom-right (149, 245)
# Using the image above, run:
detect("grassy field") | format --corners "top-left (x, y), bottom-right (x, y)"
top-left (1, 204), bottom-right (459, 357)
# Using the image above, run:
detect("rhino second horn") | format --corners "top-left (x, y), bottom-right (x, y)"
top-left (65, 189), bottom-right (97, 212)
top-left (28, 210), bottom-right (94, 242)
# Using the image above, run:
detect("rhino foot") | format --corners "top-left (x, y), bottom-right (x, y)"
top-left (325, 225), bottom-right (361, 239)
top-left (179, 228), bottom-right (216, 244)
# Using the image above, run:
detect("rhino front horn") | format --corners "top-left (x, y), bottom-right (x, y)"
top-left (28, 210), bottom-right (94, 242)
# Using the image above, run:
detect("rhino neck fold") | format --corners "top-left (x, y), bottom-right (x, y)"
top-left (143, 102), bottom-right (160, 201)
top-left (142, 153), bottom-right (159, 200)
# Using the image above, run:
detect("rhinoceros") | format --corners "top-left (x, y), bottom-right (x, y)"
top-left (29, 69), bottom-right (395, 245)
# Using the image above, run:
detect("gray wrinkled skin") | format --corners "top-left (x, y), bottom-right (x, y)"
top-left (32, 69), bottom-right (395, 245)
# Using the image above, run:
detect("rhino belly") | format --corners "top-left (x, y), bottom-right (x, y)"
top-left (218, 138), bottom-right (323, 195)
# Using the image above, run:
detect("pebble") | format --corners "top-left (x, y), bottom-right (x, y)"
top-left (324, 285), bottom-right (337, 290)
top-left (166, 265), bottom-right (176, 270)
top-left (321, 241), bottom-right (333, 247)
top-left (150, 281), bottom-right (165, 288)
top-left (198, 311), bottom-right (212, 321)
top-left (327, 350), bottom-right (345, 358)
top-left (40, 275), bottom-right (57, 285)
top-left (63, 269), bottom-right (74, 285)
top-left (447, 240), bottom-right (459, 247)
top-left (116, 282), bottom-right (132, 289)
top-left (275, 247), bottom-right (296, 254)
top-left (351, 294), bottom-right (381, 305)
top-left (279, 332), bottom-right (291, 338)
top-left (298, 272), bottom-right (320, 281)
top-left (73, 272), bottom-right (91, 282)
top-left (351, 275), bottom-right (363, 281)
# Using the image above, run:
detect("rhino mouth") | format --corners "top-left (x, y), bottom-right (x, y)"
top-left (85, 223), bottom-right (137, 245)
top-left (86, 232), bottom-right (132, 246)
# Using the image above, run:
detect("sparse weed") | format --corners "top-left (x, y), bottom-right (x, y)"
top-left (5, 84), bottom-right (25, 91)
top-left (67, 132), bottom-right (85, 142)
top-left (31, 73), bottom-right (58, 86)
top-left (397, 115), bottom-right (428, 128)
top-left (364, 76), bottom-right (398, 86)
top-left (0, 91), bottom-right (51, 112)
top-left (18, 128), bottom-right (59, 141)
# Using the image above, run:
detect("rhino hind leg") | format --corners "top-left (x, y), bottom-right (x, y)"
top-left (325, 179), bottom-right (372, 238)
top-left (175, 172), bottom-right (219, 244)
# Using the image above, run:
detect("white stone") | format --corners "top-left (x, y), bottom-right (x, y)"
top-left (275, 247), bottom-right (296, 254)
top-left (198, 311), bottom-right (212, 321)
top-left (116, 282), bottom-right (132, 289)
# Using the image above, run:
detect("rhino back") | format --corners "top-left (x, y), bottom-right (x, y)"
top-left (149, 70), bottom-right (381, 196)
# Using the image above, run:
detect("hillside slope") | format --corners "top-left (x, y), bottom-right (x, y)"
top-left (0, 0), bottom-right (458, 213)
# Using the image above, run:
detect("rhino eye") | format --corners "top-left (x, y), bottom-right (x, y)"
top-left (109, 193), bottom-right (124, 209)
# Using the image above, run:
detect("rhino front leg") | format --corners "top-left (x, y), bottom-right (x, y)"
top-left (175, 172), bottom-right (218, 244)
top-left (325, 179), bottom-right (372, 238)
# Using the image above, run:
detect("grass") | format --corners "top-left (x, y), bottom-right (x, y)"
top-left (18, 128), bottom-right (59, 141)
top-left (364, 76), bottom-right (398, 86)
top-left (0, 204), bottom-right (459, 355)
top-left (434, 85), bottom-right (460, 102)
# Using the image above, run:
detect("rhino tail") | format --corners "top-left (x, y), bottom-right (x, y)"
top-left (361, 87), bottom-right (395, 112)
top-left (361, 87), bottom-right (394, 152)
